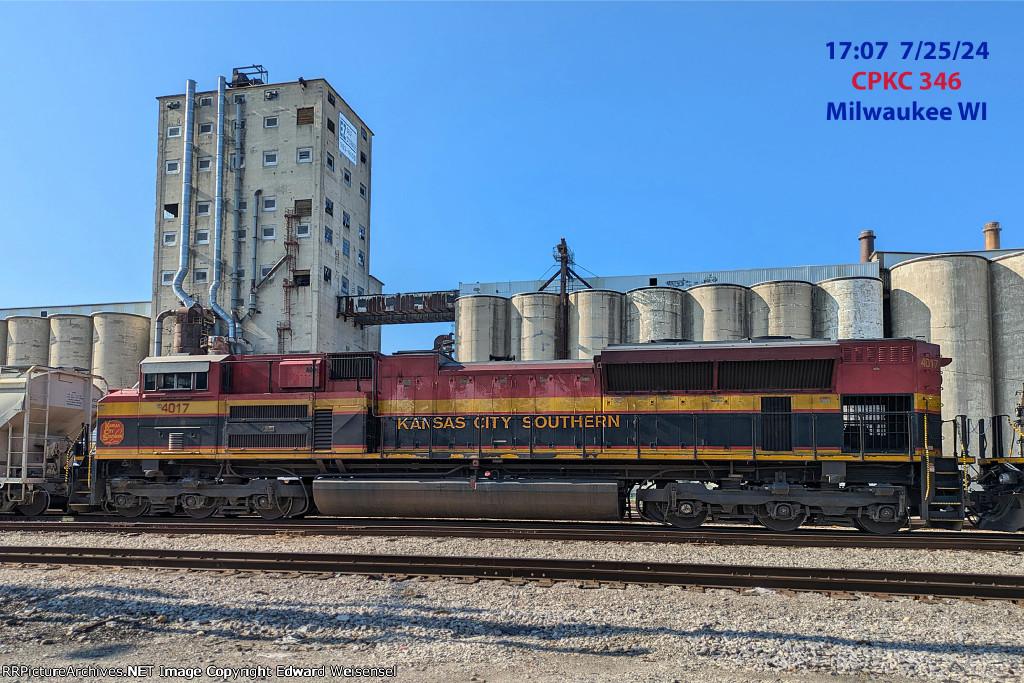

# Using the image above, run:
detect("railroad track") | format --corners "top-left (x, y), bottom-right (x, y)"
top-left (1, 518), bottom-right (1022, 552)
top-left (1, 545), bottom-right (1022, 602)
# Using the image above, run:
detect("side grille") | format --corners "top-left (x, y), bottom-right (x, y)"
top-left (229, 404), bottom-right (309, 420)
top-left (605, 362), bottom-right (713, 392)
top-left (313, 409), bottom-right (334, 450)
top-left (168, 433), bottom-right (184, 450)
top-left (328, 355), bottom-right (374, 381)
top-left (227, 433), bottom-right (309, 449)
top-left (718, 359), bottom-right (834, 391)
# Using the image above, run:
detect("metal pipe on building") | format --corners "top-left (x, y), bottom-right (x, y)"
top-left (171, 79), bottom-right (197, 309)
top-left (247, 189), bottom-right (262, 317)
top-left (152, 309), bottom-right (176, 357)
top-left (984, 221), bottom-right (1002, 250)
top-left (859, 230), bottom-right (875, 263)
top-left (230, 98), bottom-right (244, 317)
top-left (208, 76), bottom-right (235, 340)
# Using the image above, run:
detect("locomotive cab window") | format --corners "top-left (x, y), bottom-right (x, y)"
top-left (144, 371), bottom-right (208, 392)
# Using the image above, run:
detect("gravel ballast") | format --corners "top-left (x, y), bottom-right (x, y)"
top-left (0, 531), bottom-right (1022, 682)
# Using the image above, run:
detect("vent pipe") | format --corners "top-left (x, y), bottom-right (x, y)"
top-left (208, 76), bottom-right (235, 340)
top-left (859, 230), bottom-right (875, 263)
top-left (984, 221), bottom-right (1001, 250)
top-left (230, 95), bottom-right (244, 318)
top-left (171, 79), bottom-right (197, 309)
top-left (247, 189), bottom-right (262, 317)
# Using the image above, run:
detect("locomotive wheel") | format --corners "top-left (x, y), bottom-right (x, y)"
top-left (665, 510), bottom-right (708, 529)
top-left (115, 502), bottom-right (150, 518)
top-left (853, 514), bottom-right (908, 535)
top-left (183, 503), bottom-right (218, 519)
top-left (255, 499), bottom-right (293, 520)
top-left (638, 500), bottom-right (667, 523)
top-left (754, 504), bottom-right (806, 532)
top-left (16, 491), bottom-right (50, 517)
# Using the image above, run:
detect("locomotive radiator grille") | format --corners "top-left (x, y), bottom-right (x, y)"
top-left (227, 433), bottom-right (309, 449)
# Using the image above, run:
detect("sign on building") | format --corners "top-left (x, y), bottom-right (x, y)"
top-left (338, 113), bottom-right (358, 165)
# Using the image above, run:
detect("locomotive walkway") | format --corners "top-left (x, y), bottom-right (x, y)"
top-left (2, 518), bottom-right (1023, 552)
top-left (0, 545), bottom-right (1022, 602)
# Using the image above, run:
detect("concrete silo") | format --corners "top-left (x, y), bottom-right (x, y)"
top-left (689, 284), bottom-right (748, 341)
top-left (91, 312), bottom-right (151, 389)
top-left (748, 281), bottom-right (813, 338)
top-left (889, 254), bottom-right (992, 427)
top-left (569, 289), bottom-right (624, 359)
top-left (48, 314), bottom-right (93, 369)
top-left (6, 316), bottom-right (50, 366)
top-left (455, 295), bottom-right (511, 362)
top-left (989, 252), bottom-right (1024, 420)
top-left (510, 292), bottom-right (559, 361)
top-left (624, 287), bottom-right (687, 343)
top-left (812, 277), bottom-right (884, 339)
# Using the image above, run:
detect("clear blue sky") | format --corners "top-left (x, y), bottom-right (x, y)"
top-left (1, 2), bottom-right (1020, 352)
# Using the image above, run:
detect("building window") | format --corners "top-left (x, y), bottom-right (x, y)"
top-left (195, 229), bottom-right (210, 244)
top-left (165, 160), bottom-right (180, 174)
top-left (294, 270), bottom-right (311, 287)
top-left (163, 203), bottom-right (179, 219)
top-left (233, 94), bottom-right (246, 104)
top-left (262, 196), bottom-right (277, 212)
top-left (357, 250), bottom-right (365, 267)
top-left (342, 238), bottom-right (350, 255)
top-left (342, 211), bottom-right (350, 228)
top-left (296, 222), bottom-right (311, 238)
top-left (235, 119), bottom-right (246, 130)
top-left (360, 151), bottom-right (367, 164)
top-left (237, 200), bottom-right (247, 212)
top-left (260, 265), bottom-right (274, 280)
top-left (263, 151), bottom-right (278, 166)
top-left (297, 147), bottom-right (312, 163)
top-left (167, 126), bottom-right (181, 138)
top-left (359, 183), bottom-right (366, 199)
top-left (230, 153), bottom-right (245, 169)
top-left (358, 225), bottom-right (366, 240)
top-left (341, 276), bottom-right (349, 293)
top-left (162, 231), bottom-right (177, 246)
top-left (196, 201), bottom-right (211, 216)
top-left (264, 116), bottom-right (279, 128)
top-left (199, 122), bottom-right (213, 134)
top-left (237, 268), bottom-right (245, 280)
top-left (327, 118), bottom-right (335, 134)
top-left (264, 89), bottom-right (279, 100)
top-left (262, 225), bottom-right (276, 240)
top-left (323, 266), bottom-right (332, 283)
top-left (161, 271), bottom-right (175, 286)
top-left (194, 268), bottom-right (209, 284)
top-left (360, 127), bottom-right (367, 140)
top-left (198, 156), bottom-right (213, 172)
top-left (357, 286), bottom-right (365, 296)
top-left (327, 92), bottom-right (336, 107)
top-left (343, 168), bottom-right (351, 186)
top-left (296, 107), bottom-right (315, 125)
top-left (326, 152), bottom-right (335, 172)
top-left (325, 198), bottom-right (334, 215)
top-left (199, 96), bottom-right (213, 107)
top-left (324, 227), bottom-right (334, 244)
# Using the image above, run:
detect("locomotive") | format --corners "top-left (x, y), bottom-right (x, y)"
top-left (5, 337), bottom-right (1024, 533)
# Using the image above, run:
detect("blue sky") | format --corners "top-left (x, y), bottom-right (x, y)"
top-left (0, 2), bottom-right (1020, 352)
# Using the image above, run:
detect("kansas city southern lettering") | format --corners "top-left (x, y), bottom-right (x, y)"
top-left (397, 415), bottom-right (621, 430)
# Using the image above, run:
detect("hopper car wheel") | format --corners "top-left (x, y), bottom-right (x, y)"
top-left (115, 502), bottom-right (150, 518)
top-left (754, 504), bottom-right (806, 532)
top-left (16, 491), bottom-right (50, 517)
top-left (853, 513), bottom-right (908, 535)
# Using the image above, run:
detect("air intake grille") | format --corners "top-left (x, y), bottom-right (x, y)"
top-left (329, 355), bottom-right (374, 381)
top-left (605, 362), bottom-right (713, 392)
top-left (168, 433), bottom-right (184, 450)
top-left (229, 404), bottom-right (308, 420)
top-left (228, 433), bottom-right (309, 449)
top-left (718, 359), bottom-right (834, 391)
top-left (313, 409), bottom-right (334, 450)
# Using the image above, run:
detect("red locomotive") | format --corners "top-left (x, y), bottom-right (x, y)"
top-left (85, 337), bottom-right (978, 534)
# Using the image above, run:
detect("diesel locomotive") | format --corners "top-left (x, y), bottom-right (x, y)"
top-left (6, 337), bottom-right (1024, 533)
